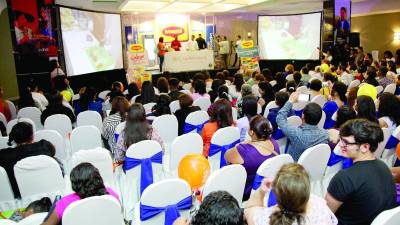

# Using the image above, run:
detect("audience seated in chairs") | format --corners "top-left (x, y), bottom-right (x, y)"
top-left (225, 115), bottom-right (279, 201)
top-left (267, 91), bottom-right (294, 139)
top-left (325, 119), bottom-right (397, 225)
top-left (202, 99), bottom-right (234, 157)
top-left (41, 91), bottom-right (76, 125)
top-left (125, 82), bottom-right (140, 102)
top-left (258, 81), bottom-right (275, 115)
top-left (354, 95), bottom-right (378, 124)
top-left (174, 191), bottom-right (245, 225)
top-left (157, 77), bottom-right (169, 95)
top-left (8, 197), bottom-right (51, 222)
top-left (17, 86), bottom-right (37, 110)
top-left (54, 76), bottom-right (74, 103)
top-left (245, 163), bottom-right (337, 225)
top-left (309, 79), bottom-right (323, 101)
top-left (377, 92), bottom-right (400, 133)
top-left (0, 122), bottom-right (56, 198)
top-left (135, 81), bottom-right (158, 105)
top-left (115, 103), bottom-right (164, 163)
top-left (328, 106), bottom-right (356, 145)
top-left (322, 81), bottom-right (347, 129)
top-left (102, 96), bottom-right (130, 152)
top-left (174, 94), bottom-right (200, 135)
top-left (28, 81), bottom-right (48, 111)
top-left (42, 163), bottom-right (119, 225)
top-left (276, 92), bottom-right (329, 161)
top-left (191, 79), bottom-right (210, 101)
top-left (75, 86), bottom-right (102, 115)
top-left (168, 78), bottom-right (181, 101)
top-left (208, 79), bottom-right (225, 103)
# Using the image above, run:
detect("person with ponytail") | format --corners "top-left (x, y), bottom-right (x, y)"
top-left (225, 115), bottom-right (279, 201)
top-left (42, 163), bottom-right (119, 225)
top-left (245, 163), bottom-right (337, 225)
top-left (0, 122), bottom-right (55, 198)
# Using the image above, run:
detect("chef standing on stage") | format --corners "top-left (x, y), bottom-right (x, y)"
top-left (171, 35), bottom-right (181, 51)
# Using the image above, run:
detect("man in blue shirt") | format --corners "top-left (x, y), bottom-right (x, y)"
top-left (276, 92), bottom-right (329, 161)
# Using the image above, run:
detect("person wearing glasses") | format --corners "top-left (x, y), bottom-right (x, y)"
top-left (325, 119), bottom-right (397, 225)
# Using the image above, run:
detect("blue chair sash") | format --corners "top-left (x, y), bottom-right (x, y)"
top-left (208, 139), bottom-right (240, 168)
top-left (385, 135), bottom-right (399, 149)
top-left (252, 174), bottom-right (277, 207)
top-left (272, 128), bottom-right (284, 140)
top-left (183, 120), bottom-right (208, 134)
top-left (327, 151), bottom-right (353, 169)
top-left (124, 151), bottom-right (163, 195)
top-left (140, 195), bottom-right (192, 225)
top-left (294, 110), bottom-right (303, 117)
top-left (114, 133), bottom-right (120, 142)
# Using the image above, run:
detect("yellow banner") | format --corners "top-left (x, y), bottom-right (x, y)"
top-left (156, 14), bottom-right (189, 42)
top-left (241, 40), bottom-right (254, 49)
top-left (128, 44), bottom-right (144, 53)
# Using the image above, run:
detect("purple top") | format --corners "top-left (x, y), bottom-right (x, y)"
top-left (55, 187), bottom-right (119, 219)
top-left (237, 139), bottom-right (279, 200)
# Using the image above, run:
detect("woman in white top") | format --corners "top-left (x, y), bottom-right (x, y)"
top-left (229, 73), bottom-right (244, 100)
top-left (245, 163), bottom-right (337, 225)
top-left (237, 95), bottom-right (258, 142)
top-left (377, 92), bottom-right (400, 133)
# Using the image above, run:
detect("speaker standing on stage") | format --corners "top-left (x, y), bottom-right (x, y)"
top-left (187, 34), bottom-right (199, 51)
top-left (196, 34), bottom-right (207, 50)
top-left (171, 35), bottom-right (181, 51)
top-left (157, 37), bottom-right (166, 72)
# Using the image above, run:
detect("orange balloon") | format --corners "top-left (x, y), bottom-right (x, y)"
top-left (178, 154), bottom-right (210, 190)
top-left (396, 143), bottom-right (400, 160)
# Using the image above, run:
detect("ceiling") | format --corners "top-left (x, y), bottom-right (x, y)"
top-left (54, 0), bottom-right (400, 16)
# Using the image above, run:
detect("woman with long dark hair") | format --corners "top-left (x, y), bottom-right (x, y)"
top-left (135, 81), bottom-right (157, 105)
top-left (377, 92), bottom-right (400, 133)
top-left (258, 81), bottom-right (275, 115)
top-left (115, 103), bottom-right (164, 163)
top-left (41, 91), bottom-right (76, 125)
top-left (202, 99), bottom-right (234, 156)
top-left (354, 95), bottom-right (378, 124)
top-left (76, 87), bottom-right (102, 115)
top-left (174, 94), bottom-right (201, 135)
top-left (151, 94), bottom-right (171, 116)
top-left (236, 95), bottom-right (258, 141)
top-left (42, 163), bottom-right (119, 225)
top-left (245, 163), bottom-right (337, 225)
top-left (229, 73), bottom-right (244, 100)
top-left (125, 82), bottom-right (140, 102)
top-left (191, 79), bottom-right (210, 101)
top-left (102, 96), bottom-right (130, 152)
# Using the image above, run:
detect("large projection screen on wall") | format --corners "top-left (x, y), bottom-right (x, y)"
top-left (258, 12), bottom-right (322, 60)
top-left (60, 7), bottom-right (123, 76)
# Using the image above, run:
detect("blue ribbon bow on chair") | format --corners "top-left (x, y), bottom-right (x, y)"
top-left (252, 173), bottom-right (277, 207)
top-left (140, 195), bottom-right (192, 225)
top-left (183, 121), bottom-right (208, 134)
top-left (208, 139), bottom-right (240, 168)
top-left (385, 135), bottom-right (399, 149)
top-left (327, 151), bottom-right (353, 169)
top-left (124, 151), bottom-right (163, 195)
top-left (114, 133), bottom-right (120, 142)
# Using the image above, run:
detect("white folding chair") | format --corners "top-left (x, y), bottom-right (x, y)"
top-left (202, 164), bottom-right (247, 205)
top-left (143, 102), bottom-right (156, 114)
top-left (376, 85), bottom-right (384, 94)
top-left (292, 101), bottom-right (307, 113)
top-left (114, 121), bottom-right (126, 142)
top-left (317, 111), bottom-right (326, 129)
top-left (63, 195), bottom-right (124, 225)
top-left (250, 154), bottom-right (294, 194)
top-left (257, 103), bottom-right (262, 114)
top-left (0, 112), bottom-right (7, 128)
top-left (298, 144), bottom-right (331, 197)
top-left (168, 133), bottom-right (203, 173)
top-left (251, 84), bottom-right (260, 97)
top-left (17, 107), bottom-right (43, 130)
top-left (269, 80), bottom-right (277, 87)
top-left (35, 130), bottom-right (67, 163)
top-left (0, 136), bottom-right (9, 149)
top-left (381, 125), bottom-right (400, 167)
top-left (374, 128), bottom-right (391, 158)
top-left (152, 114), bottom-right (178, 145)
top-left (323, 135), bottom-right (345, 189)
top-left (72, 148), bottom-right (114, 187)
top-left (119, 140), bottom-right (164, 220)
top-left (184, 111), bottom-right (209, 134)
top-left (14, 155), bottom-right (65, 198)
top-left (348, 80), bottom-right (360, 89)
top-left (182, 83), bottom-right (192, 90)
top-left (311, 95), bottom-right (327, 108)
top-left (208, 127), bottom-right (240, 172)
top-left (193, 97), bottom-right (211, 111)
top-left (130, 95), bottom-right (140, 104)
top-left (70, 126), bottom-right (102, 154)
top-left (263, 101), bottom-right (278, 118)
top-left (169, 100), bottom-right (180, 114)
top-left (98, 90), bottom-right (111, 100)
top-left (383, 83), bottom-right (396, 94)
top-left (5, 101), bottom-right (16, 120)
top-left (287, 115), bottom-right (302, 127)
top-left (286, 74), bottom-right (293, 81)
top-left (6, 118), bottom-right (36, 135)
top-left (44, 114), bottom-right (72, 139)
top-left (232, 107), bottom-right (238, 121)
top-left (77, 111), bottom-right (103, 132)
top-left (0, 220), bottom-right (17, 224)
top-left (18, 212), bottom-right (48, 225)
top-left (371, 206), bottom-right (400, 225)
top-left (0, 166), bottom-right (16, 212)
top-left (133, 179), bottom-right (192, 225)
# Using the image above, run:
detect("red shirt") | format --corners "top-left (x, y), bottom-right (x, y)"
top-left (171, 40), bottom-right (181, 51)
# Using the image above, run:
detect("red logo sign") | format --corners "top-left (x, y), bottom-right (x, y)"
top-left (162, 26), bottom-right (185, 37)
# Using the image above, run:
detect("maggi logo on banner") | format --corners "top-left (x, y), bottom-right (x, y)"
top-left (129, 44), bottom-right (144, 53)
top-left (241, 40), bottom-right (254, 49)
top-left (162, 26), bottom-right (185, 37)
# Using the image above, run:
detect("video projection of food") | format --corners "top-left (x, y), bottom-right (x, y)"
top-left (258, 13), bottom-right (322, 60)
top-left (60, 7), bottom-right (123, 76)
